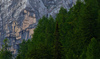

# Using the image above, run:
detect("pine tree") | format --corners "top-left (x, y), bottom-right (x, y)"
top-left (25, 16), bottom-right (55, 59)
top-left (80, 0), bottom-right (99, 44)
top-left (97, 0), bottom-right (100, 9)
top-left (53, 21), bottom-right (63, 59)
top-left (96, 10), bottom-right (100, 41)
top-left (86, 38), bottom-right (100, 59)
top-left (19, 40), bottom-right (28, 59)
top-left (64, 1), bottom-right (85, 58)
top-left (0, 39), bottom-right (12, 59)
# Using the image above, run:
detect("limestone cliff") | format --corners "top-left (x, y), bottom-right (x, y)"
top-left (0, 0), bottom-right (78, 55)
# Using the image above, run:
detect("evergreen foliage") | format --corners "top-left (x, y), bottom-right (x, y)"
top-left (1, 0), bottom-right (99, 59)
top-left (86, 38), bottom-right (100, 59)
top-left (0, 39), bottom-right (12, 59)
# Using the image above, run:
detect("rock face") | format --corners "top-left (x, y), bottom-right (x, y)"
top-left (0, 0), bottom-right (77, 55)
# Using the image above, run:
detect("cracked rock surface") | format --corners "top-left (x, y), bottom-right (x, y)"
top-left (0, 0), bottom-right (77, 52)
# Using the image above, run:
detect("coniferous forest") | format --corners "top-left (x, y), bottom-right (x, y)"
top-left (0, 0), bottom-right (100, 59)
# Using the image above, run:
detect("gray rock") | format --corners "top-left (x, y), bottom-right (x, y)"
top-left (0, 0), bottom-right (78, 56)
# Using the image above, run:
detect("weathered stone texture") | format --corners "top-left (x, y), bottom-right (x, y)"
top-left (0, 0), bottom-right (78, 55)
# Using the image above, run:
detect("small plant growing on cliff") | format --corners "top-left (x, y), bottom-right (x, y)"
top-left (0, 38), bottom-right (12, 59)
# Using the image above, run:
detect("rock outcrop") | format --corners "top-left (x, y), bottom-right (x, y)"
top-left (0, 0), bottom-right (78, 55)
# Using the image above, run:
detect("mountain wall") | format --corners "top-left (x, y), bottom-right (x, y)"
top-left (0, 0), bottom-right (77, 55)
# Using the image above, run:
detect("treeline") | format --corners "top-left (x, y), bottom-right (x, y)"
top-left (16, 0), bottom-right (100, 59)
top-left (15, 0), bottom-right (100, 59)
top-left (0, 0), bottom-right (100, 59)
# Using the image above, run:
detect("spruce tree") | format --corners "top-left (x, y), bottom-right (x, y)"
top-left (80, 0), bottom-right (99, 44)
top-left (54, 21), bottom-right (62, 59)
top-left (86, 38), bottom-right (100, 59)
top-left (96, 10), bottom-right (100, 41)
top-left (0, 39), bottom-right (12, 59)
top-left (25, 16), bottom-right (55, 59)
